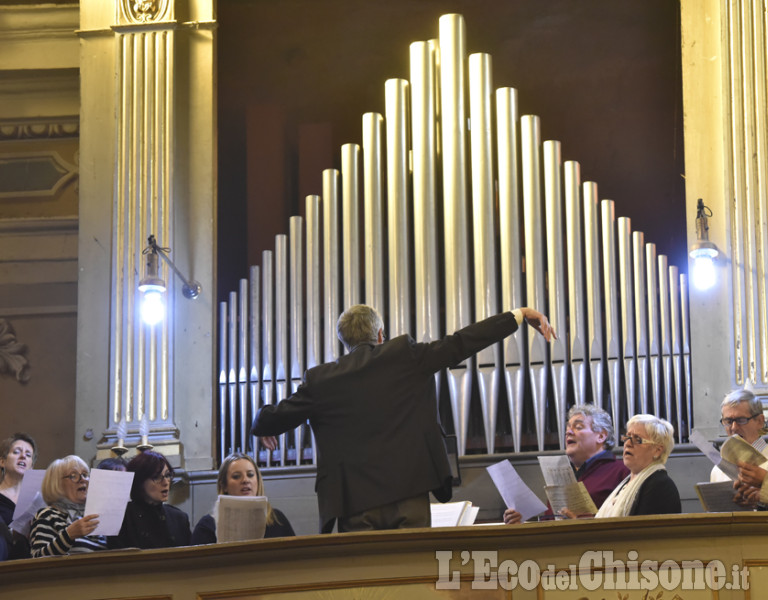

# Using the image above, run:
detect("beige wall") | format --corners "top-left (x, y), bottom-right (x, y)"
top-left (0, 4), bottom-right (80, 467)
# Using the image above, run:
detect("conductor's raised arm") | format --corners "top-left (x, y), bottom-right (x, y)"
top-left (517, 307), bottom-right (556, 342)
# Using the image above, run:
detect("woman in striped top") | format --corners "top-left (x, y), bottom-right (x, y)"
top-left (29, 455), bottom-right (107, 557)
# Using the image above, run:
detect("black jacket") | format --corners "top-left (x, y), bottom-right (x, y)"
top-left (629, 469), bottom-right (682, 516)
top-left (252, 311), bottom-right (520, 532)
top-left (108, 500), bottom-right (191, 549)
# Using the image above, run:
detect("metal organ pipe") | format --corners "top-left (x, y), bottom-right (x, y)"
top-left (218, 13), bottom-right (692, 465)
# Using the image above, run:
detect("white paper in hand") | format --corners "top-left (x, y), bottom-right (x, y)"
top-left (215, 495), bottom-right (268, 543)
top-left (689, 429), bottom-right (723, 466)
top-left (720, 435), bottom-right (768, 467)
top-left (486, 460), bottom-right (547, 522)
top-left (538, 455), bottom-right (577, 486)
top-left (12, 469), bottom-right (45, 521)
top-left (83, 469), bottom-right (134, 536)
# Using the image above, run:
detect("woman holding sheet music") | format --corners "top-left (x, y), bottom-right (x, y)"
top-left (29, 455), bottom-right (107, 556)
top-left (191, 453), bottom-right (295, 544)
top-left (0, 432), bottom-right (38, 560)
top-left (108, 450), bottom-right (190, 549)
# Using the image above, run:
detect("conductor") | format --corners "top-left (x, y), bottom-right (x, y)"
top-left (251, 305), bottom-right (555, 533)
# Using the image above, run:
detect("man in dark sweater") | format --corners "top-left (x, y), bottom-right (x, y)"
top-left (504, 404), bottom-right (629, 523)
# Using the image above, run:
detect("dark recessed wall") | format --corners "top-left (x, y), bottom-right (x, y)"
top-left (217, 0), bottom-right (685, 299)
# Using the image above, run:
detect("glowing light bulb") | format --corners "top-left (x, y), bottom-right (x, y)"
top-left (141, 288), bottom-right (165, 325)
top-left (692, 254), bottom-right (716, 290)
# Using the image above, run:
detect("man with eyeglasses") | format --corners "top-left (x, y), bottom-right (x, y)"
top-left (253, 304), bottom-right (555, 534)
top-left (711, 389), bottom-right (768, 508)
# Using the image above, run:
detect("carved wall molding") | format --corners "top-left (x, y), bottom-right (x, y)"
top-left (0, 118), bottom-right (79, 141)
top-left (0, 319), bottom-right (30, 383)
top-left (0, 150), bottom-right (78, 200)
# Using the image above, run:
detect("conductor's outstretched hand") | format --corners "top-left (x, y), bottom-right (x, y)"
top-left (519, 307), bottom-right (556, 342)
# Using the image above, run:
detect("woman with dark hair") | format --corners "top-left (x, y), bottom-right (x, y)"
top-left (191, 452), bottom-right (295, 544)
top-left (0, 432), bottom-right (38, 560)
top-left (95, 456), bottom-right (128, 472)
top-left (108, 450), bottom-right (190, 549)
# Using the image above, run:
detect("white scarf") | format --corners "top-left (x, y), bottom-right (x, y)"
top-left (595, 462), bottom-right (666, 518)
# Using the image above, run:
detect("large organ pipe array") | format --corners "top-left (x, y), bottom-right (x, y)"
top-left (218, 14), bottom-right (692, 465)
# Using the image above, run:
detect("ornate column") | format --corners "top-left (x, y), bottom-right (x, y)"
top-left (682, 0), bottom-right (768, 436)
top-left (77, 0), bottom-right (216, 470)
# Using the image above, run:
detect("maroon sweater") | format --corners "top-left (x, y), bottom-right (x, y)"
top-left (575, 450), bottom-right (630, 509)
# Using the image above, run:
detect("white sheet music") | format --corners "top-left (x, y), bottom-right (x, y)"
top-left (694, 481), bottom-right (743, 512)
top-left (538, 455), bottom-right (577, 486)
top-left (431, 501), bottom-right (472, 527)
top-left (12, 469), bottom-right (45, 521)
top-left (486, 460), bottom-right (547, 522)
top-left (215, 495), bottom-right (268, 543)
top-left (83, 469), bottom-right (134, 536)
top-left (690, 429), bottom-right (725, 466)
top-left (544, 482), bottom-right (597, 516)
top-left (720, 435), bottom-right (768, 467)
top-left (690, 429), bottom-right (738, 480)
top-left (10, 469), bottom-right (46, 537)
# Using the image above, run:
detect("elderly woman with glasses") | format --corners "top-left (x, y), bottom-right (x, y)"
top-left (29, 455), bottom-right (106, 557)
top-left (108, 450), bottom-right (190, 549)
top-left (586, 414), bottom-right (681, 518)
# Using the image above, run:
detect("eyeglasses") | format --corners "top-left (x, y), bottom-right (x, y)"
top-left (62, 472), bottom-right (90, 482)
top-left (151, 471), bottom-right (173, 483)
top-left (720, 415), bottom-right (760, 426)
top-left (620, 434), bottom-right (657, 446)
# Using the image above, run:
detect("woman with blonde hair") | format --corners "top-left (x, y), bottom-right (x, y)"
top-left (191, 452), bottom-right (295, 544)
top-left (29, 455), bottom-right (106, 556)
top-left (593, 414), bottom-right (681, 518)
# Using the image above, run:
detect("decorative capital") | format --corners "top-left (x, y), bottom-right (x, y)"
top-left (131, 1), bottom-right (158, 22)
top-left (0, 319), bottom-right (30, 383)
top-left (118, 0), bottom-right (172, 26)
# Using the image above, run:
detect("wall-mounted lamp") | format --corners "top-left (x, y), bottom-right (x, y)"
top-left (138, 235), bottom-right (201, 325)
top-left (689, 198), bottom-right (719, 291)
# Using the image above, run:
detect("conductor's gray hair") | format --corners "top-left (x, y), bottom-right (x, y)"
top-left (336, 305), bottom-right (384, 351)
top-left (567, 404), bottom-right (616, 450)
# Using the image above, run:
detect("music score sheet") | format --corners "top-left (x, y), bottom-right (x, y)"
top-left (430, 501), bottom-right (478, 527)
top-left (12, 469), bottom-right (45, 521)
top-left (486, 460), bottom-right (547, 522)
top-left (690, 429), bottom-right (738, 480)
top-left (720, 435), bottom-right (768, 467)
top-left (537, 455), bottom-right (597, 516)
top-left (83, 469), bottom-right (134, 536)
top-left (538, 455), bottom-right (575, 486)
top-left (215, 495), bottom-right (268, 543)
top-left (10, 469), bottom-right (46, 537)
top-left (694, 481), bottom-right (744, 512)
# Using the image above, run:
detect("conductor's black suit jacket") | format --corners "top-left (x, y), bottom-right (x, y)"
top-left (251, 311), bottom-right (520, 532)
